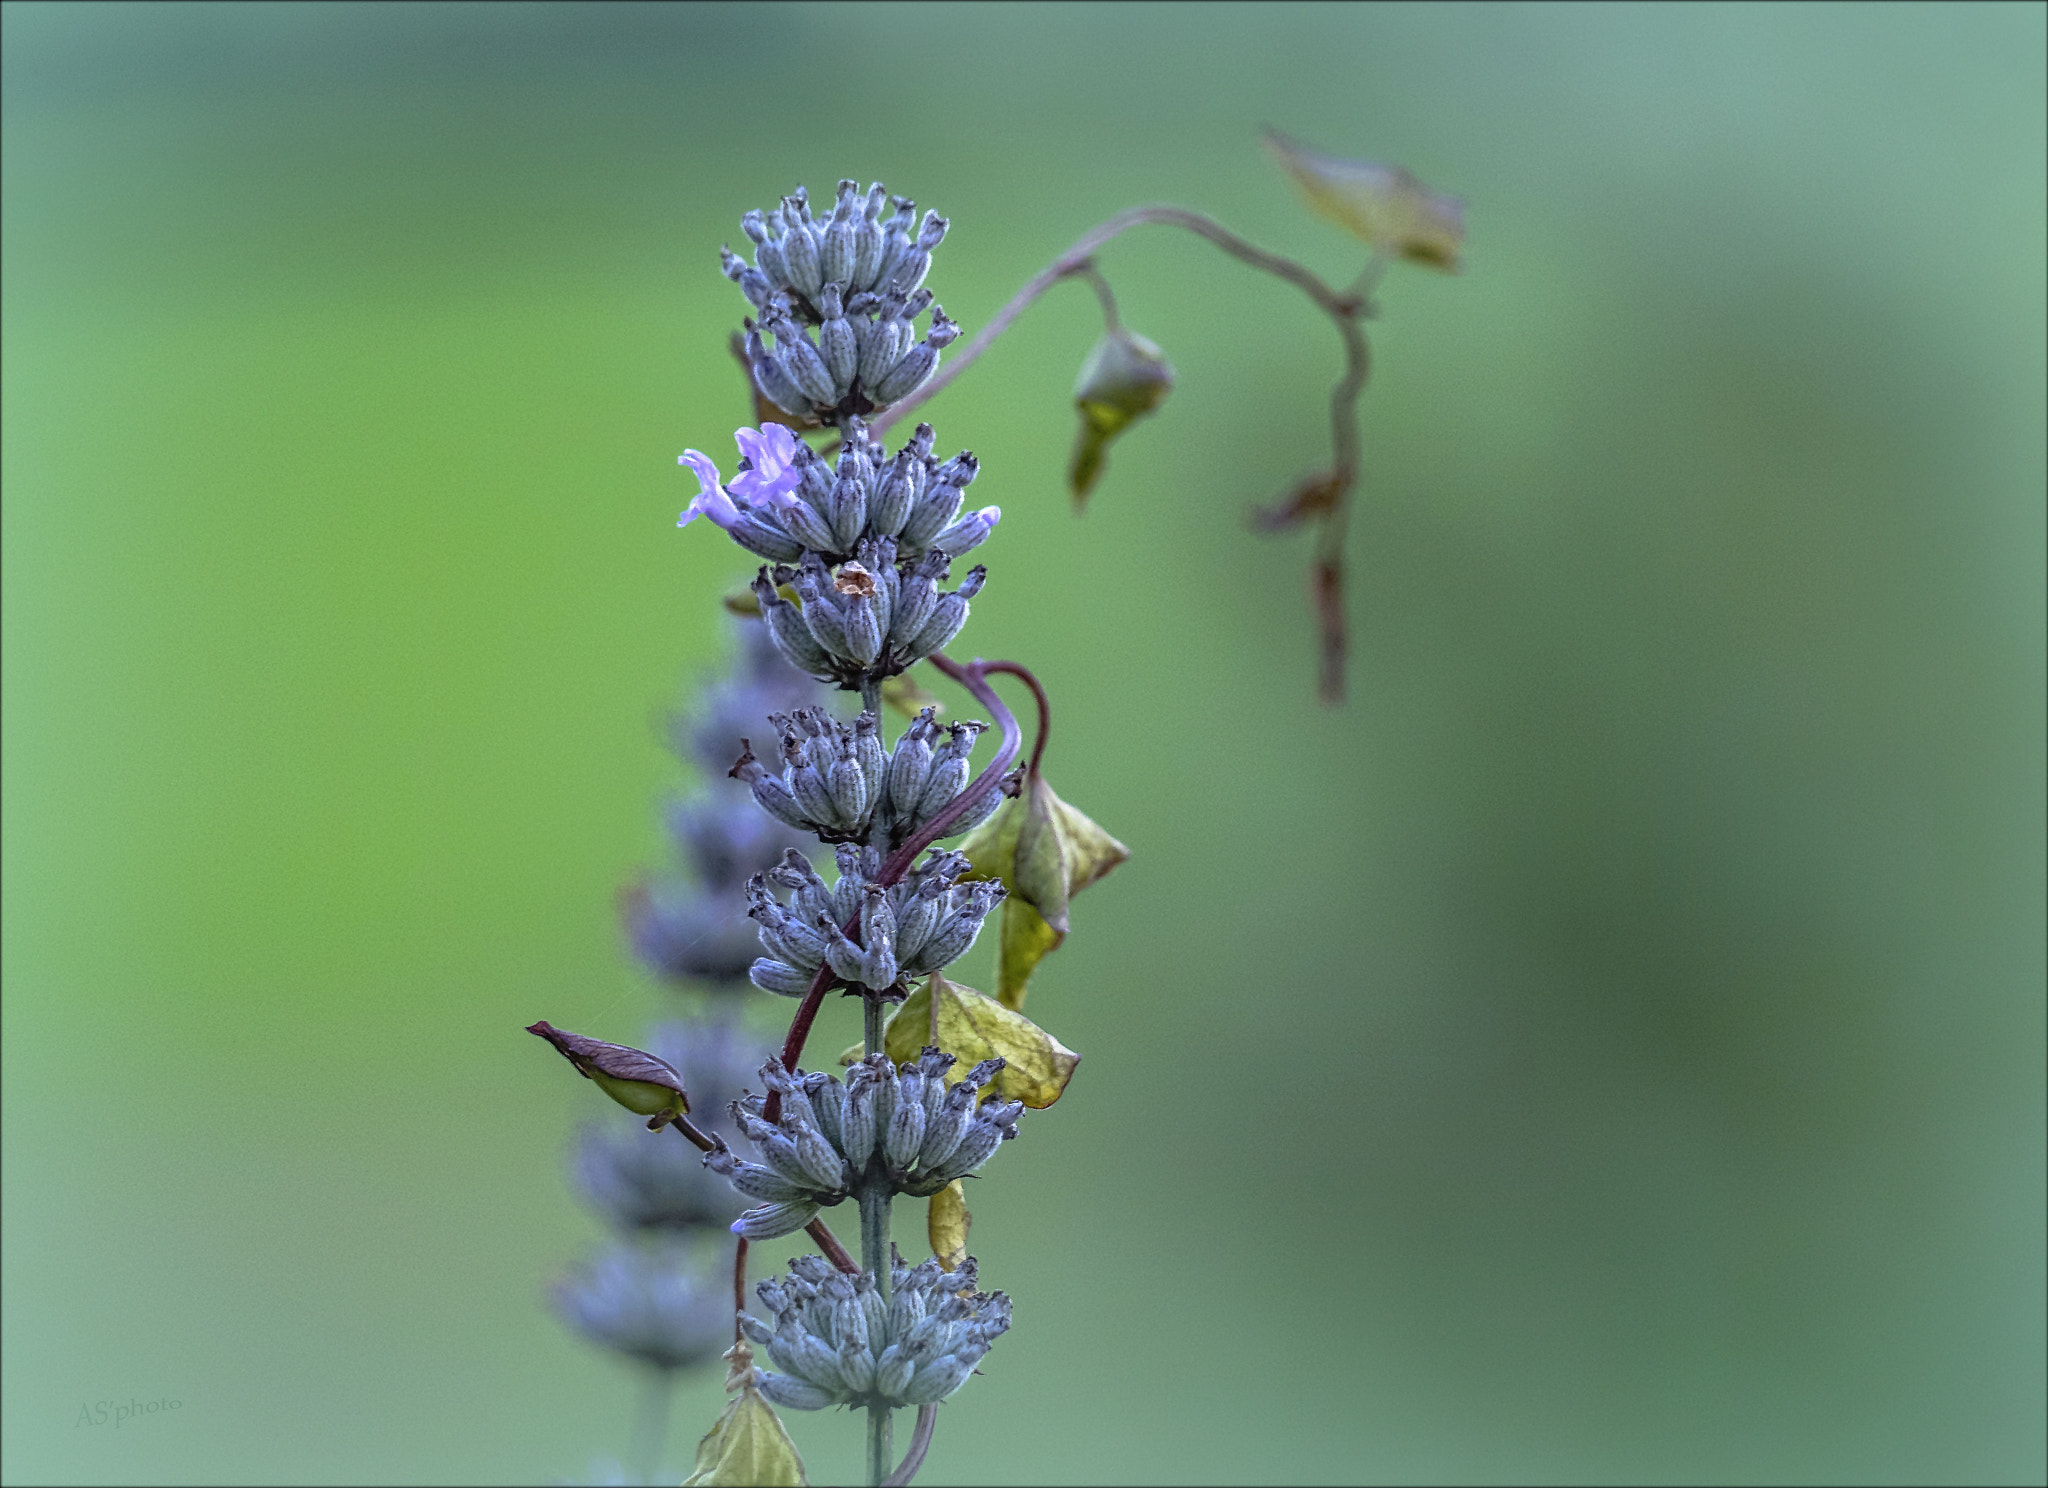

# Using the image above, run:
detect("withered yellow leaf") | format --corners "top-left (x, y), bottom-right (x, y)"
top-left (959, 772), bottom-right (1127, 1005)
top-left (883, 972), bottom-right (1082, 1109)
top-left (929, 1180), bottom-right (971, 1272)
top-left (682, 1343), bottom-right (807, 1487)
top-left (994, 895), bottom-right (1063, 1012)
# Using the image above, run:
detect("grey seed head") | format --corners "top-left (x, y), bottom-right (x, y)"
top-left (838, 1071), bottom-right (877, 1167)
top-left (932, 504), bottom-right (1000, 558)
top-left (871, 341), bottom-right (937, 404)
top-left (914, 1092), bottom-right (973, 1173)
top-left (732, 1196), bottom-right (823, 1240)
top-left (944, 781), bottom-right (1006, 837)
top-left (756, 233), bottom-right (792, 289)
top-left (721, 1157), bottom-right (816, 1204)
top-left (790, 1122), bottom-right (852, 1193)
top-left (796, 593), bottom-right (852, 666)
top-left (904, 591), bottom-right (969, 663)
top-left (787, 1330), bottom-right (846, 1392)
top-left (885, 559), bottom-right (940, 648)
top-left (962, 1057), bottom-right (1006, 1090)
top-left (906, 1351), bottom-right (978, 1405)
top-left (828, 751), bottom-right (871, 826)
top-left (779, 326), bottom-right (838, 406)
top-left (884, 1078), bottom-right (928, 1166)
top-left (788, 758), bottom-right (842, 831)
top-left (802, 1070), bottom-right (845, 1150)
top-left (888, 248), bottom-right (932, 298)
top-left (820, 217), bottom-right (858, 289)
top-left (822, 921), bottom-right (866, 983)
top-left (868, 449), bottom-right (923, 537)
top-left (819, 292), bottom-right (858, 391)
top-left (750, 341), bottom-right (812, 418)
top-left (826, 475), bottom-right (866, 553)
top-left (778, 209), bottom-right (824, 300)
top-left (751, 1128), bottom-right (825, 1191)
top-left (836, 1337), bottom-right (877, 1393)
top-left (898, 471), bottom-right (966, 549)
top-left (729, 511), bottom-right (804, 563)
top-left (929, 1119), bottom-right (1004, 1183)
top-left (749, 957), bottom-right (814, 997)
top-left (832, 843), bottom-right (868, 923)
top-left (873, 1343), bottom-right (914, 1398)
top-left (790, 437), bottom-right (836, 511)
top-left (852, 711), bottom-right (887, 795)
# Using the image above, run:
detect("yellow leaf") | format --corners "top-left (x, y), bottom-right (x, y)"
top-left (1262, 128), bottom-right (1465, 272)
top-left (995, 895), bottom-right (1063, 1011)
top-left (883, 973), bottom-right (1082, 1109)
top-left (929, 1181), bottom-right (970, 1271)
top-left (962, 774), bottom-right (1128, 935)
top-left (1049, 788), bottom-right (1130, 900)
top-left (682, 1343), bottom-right (808, 1487)
top-left (960, 773), bottom-right (1127, 1005)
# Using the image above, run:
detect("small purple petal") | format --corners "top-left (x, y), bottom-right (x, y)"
top-left (677, 450), bottom-right (742, 531)
top-left (727, 423), bottom-right (805, 510)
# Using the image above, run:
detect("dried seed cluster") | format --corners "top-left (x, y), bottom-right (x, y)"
top-left (725, 180), bottom-right (957, 424)
top-left (740, 1249), bottom-right (1012, 1411)
top-left (730, 706), bottom-right (1002, 850)
top-left (705, 1051), bottom-right (1025, 1238)
top-left (744, 845), bottom-right (1004, 996)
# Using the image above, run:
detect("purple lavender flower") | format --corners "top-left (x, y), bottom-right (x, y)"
top-left (678, 426), bottom-right (807, 535)
top-left (728, 423), bottom-right (804, 509)
top-left (676, 450), bottom-right (743, 531)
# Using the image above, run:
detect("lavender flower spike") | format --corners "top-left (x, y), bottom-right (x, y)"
top-left (729, 423), bottom-right (806, 511)
top-left (677, 449), bottom-right (743, 531)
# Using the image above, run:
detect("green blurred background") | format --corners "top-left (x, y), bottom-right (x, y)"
top-left (4, 3), bottom-right (2042, 1483)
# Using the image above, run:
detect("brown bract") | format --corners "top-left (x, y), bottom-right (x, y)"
top-left (834, 562), bottom-right (879, 599)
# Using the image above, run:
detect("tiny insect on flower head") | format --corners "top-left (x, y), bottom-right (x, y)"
top-left (677, 450), bottom-right (743, 531)
top-left (728, 423), bottom-right (806, 512)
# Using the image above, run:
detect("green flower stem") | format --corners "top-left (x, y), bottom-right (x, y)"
top-left (630, 1367), bottom-right (676, 1488)
top-left (880, 1404), bottom-right (939, 1488)
top-left (764, 656), bottom-right (1024, 1104)
top-left (866, 1398), bottom-right (895, 1488)
top-left (861, 991), bottom-right (895, 1487)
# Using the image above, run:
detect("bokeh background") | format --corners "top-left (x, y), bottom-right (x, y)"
top-left (4, 3), bottom-right (2042, 1484)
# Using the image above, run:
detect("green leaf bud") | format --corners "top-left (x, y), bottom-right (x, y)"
top-left (1069, 323), bottom-right (1175, 507)
top-left (526, 1021), bottom-right (691, 1123)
